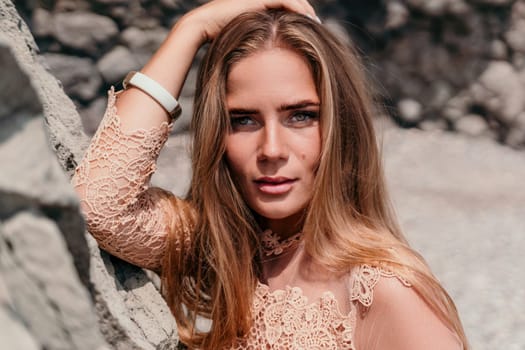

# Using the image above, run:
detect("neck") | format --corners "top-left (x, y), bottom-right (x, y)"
top-left (258, 210), bottom-right (305, 239)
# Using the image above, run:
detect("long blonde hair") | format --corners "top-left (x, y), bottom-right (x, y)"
top-left (162, 10), bottom-right (468, 349)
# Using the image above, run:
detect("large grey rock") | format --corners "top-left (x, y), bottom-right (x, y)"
top-left (0, 25), bottom-right (107, 349)
top-left (472, 0), bottom-right (515, 5)
top-left (121, 26), bottom-right (169, 52)
top-left (151, 133), bottom-right (192, 197)
top-left (1, 1), bottom-right (89, 176)
top-left (454, 113), bottom-right (490, 137)
top-left (53, 12), bottom-right (118, 57)
top-left (472, 61), bottom-right (524, 124)
top-left (385, 1), bottom-right (409, 29)
top-left (31, 7), bottom-right (54, 38)
top-left (121, 26), bottom-right (170, 66)
top-left (0, 263), bottom-right (40, 350)
top-left (97, 45), bottom-right (141, 84)
top-left (397, 98), bottom-right (423, 123)
top-left (382, 127), bottom-right (525, 350)
top-left (80, 96), bottom-right (108, 135)
top-left (0, 213), bottom-right (107, 350)
top-left (88, 238), bottom-right (178, 350)
top-left (406, 0), bottom-right (467, 16)
top-left (43, 53), bottom-right (103, 102)
top-left (1, 1), bottom-right (179, 348)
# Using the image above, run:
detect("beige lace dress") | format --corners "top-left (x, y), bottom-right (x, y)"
top-left (72, 90), bottom-right (461, 350)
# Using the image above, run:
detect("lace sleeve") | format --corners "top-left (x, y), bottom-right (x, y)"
top-left (71, 88), bottom-right (191, 272)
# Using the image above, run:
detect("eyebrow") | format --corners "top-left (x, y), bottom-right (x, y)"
top-left (228, 100), bottom-right (320, 115)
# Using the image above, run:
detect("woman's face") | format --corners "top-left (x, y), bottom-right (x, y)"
top-left (225, 47), bottom-right (321, 235)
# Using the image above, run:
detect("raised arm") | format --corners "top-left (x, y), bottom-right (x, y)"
top-left (71, 16), bottom-right (204, 272)
top-left (72, 0), bottom-right (318, 272)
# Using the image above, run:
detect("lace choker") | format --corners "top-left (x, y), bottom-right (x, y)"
top-left (261, 229), bottom-right (303, 257)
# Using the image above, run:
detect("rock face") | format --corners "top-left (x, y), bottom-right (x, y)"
top-left (0, 22), bottom-right (107, 350)
top-left (0, 1), bottom-right (179, 349)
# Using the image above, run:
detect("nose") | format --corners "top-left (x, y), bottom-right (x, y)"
top-left (258, 122), bottom-right (288, 161)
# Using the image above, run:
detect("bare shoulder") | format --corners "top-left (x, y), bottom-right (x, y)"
top-left (354, 271), bottom-right (462, 350)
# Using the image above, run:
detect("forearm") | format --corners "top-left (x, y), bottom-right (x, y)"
top-left (71, 90), bottom-right (174, 270)
top-left (71, 15), bottom-right (204, 269)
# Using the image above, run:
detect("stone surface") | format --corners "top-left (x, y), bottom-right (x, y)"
top-left (80, 96), bottom-right (108, 135)
top-left (31, 7), bottom-right (53, 38)
top-left (1, 1), bottom-right (89, 177)
top-left (473, 0), bottom-right (516, 6)
top-left (385, 1), bottom-right (409, 29)
top-left (87, 236), bottom-right (178, 350)
top-left (398, 98), bottom-right (423, 123)
top-left (0, 17), bottom-right (107, 348)
top-left (151, 133), bottom-right (192, 197)
top-left (454, 113), bottom-right (489, 137)
top-left (1, 1), bottom-right (179, 348)
top-left (0, 213), bottom-right (106, 350)
top-left (121, 26), bottom-right (169, 52)
top-left (43, 53), bottom-right (103, 102)
top-left (473, 61), bottom-right (524, 124)
top-left (53, 12), bottom-right (118, 57)
top-left (489, 39), bottom-right (508, 60)
top-left (0, 273), bottom-right (40, 350)
top-left (97, 45), bottom-right (141, 84)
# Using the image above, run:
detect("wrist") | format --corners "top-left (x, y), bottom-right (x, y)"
top-left (172, 12), bottom-right (209, 47)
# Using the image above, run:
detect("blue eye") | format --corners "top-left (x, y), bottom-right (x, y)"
top-left (230, 116), bottom-right (257, 130)
top-left (289, 111), bottom-right (319, 124)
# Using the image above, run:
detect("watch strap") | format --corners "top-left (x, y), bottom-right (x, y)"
top-left (123, 71), bottom-right (181, 120)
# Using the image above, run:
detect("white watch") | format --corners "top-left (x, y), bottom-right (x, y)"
top-left (123, 71), bottom-right (181, 120)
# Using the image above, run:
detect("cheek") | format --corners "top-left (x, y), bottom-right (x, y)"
top-left (303, 133), bottom-right (322, 171)
top-left (224, 138), bottom-right (247, 179)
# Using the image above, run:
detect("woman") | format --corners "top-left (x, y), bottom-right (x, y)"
top-left (72, 0), bottom-right (468, 348)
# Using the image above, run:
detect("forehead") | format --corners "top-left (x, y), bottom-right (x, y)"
top-left (226, 48), bottom-right (319, 108)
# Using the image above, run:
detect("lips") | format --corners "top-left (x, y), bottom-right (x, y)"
top-left (254, 176), bottom-right (297, 195)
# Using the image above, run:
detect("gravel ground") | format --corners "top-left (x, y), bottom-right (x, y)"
top-left (382, 126), bottom-right (525, 350)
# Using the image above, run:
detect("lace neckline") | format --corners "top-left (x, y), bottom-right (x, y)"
top-left (260, 229), bottom-right (303, 256)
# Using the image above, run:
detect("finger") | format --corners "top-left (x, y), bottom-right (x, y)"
top-left (297, 0), bottom-right (317, 17)
top-left (269, 0), bottom-right (320, 23)
top-left (263, 0), bottom-right (308, 15)
top-left (298, 0), bottom-right (321, 23)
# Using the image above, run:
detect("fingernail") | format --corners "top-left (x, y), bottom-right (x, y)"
top-left (305, 13), bottom-right (322, 24)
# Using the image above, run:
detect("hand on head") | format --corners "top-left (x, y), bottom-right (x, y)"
top-left (184, 0), bottom-right (319, 42)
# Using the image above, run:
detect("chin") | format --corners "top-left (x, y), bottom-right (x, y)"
top-left (251, 202), bottom-right (305, 221)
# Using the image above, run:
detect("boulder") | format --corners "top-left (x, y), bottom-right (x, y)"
top-left (97, 45), bottom-right (141, 84)
top-left (43, 53), bottom-right (103, 103)
top-left (0, 33), bottom-right (107, 350)
top-left (52, 12), bottom-right (118, 57)
top-left (0, 0), bottom-right (180, 348)
top-left (473, 61), bottom-right (524, 124)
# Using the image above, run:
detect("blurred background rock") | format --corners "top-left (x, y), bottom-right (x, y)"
top-left (13, 0), bottom-right (525, 149)
top-left (2, 0), bottom-right (524, 349)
